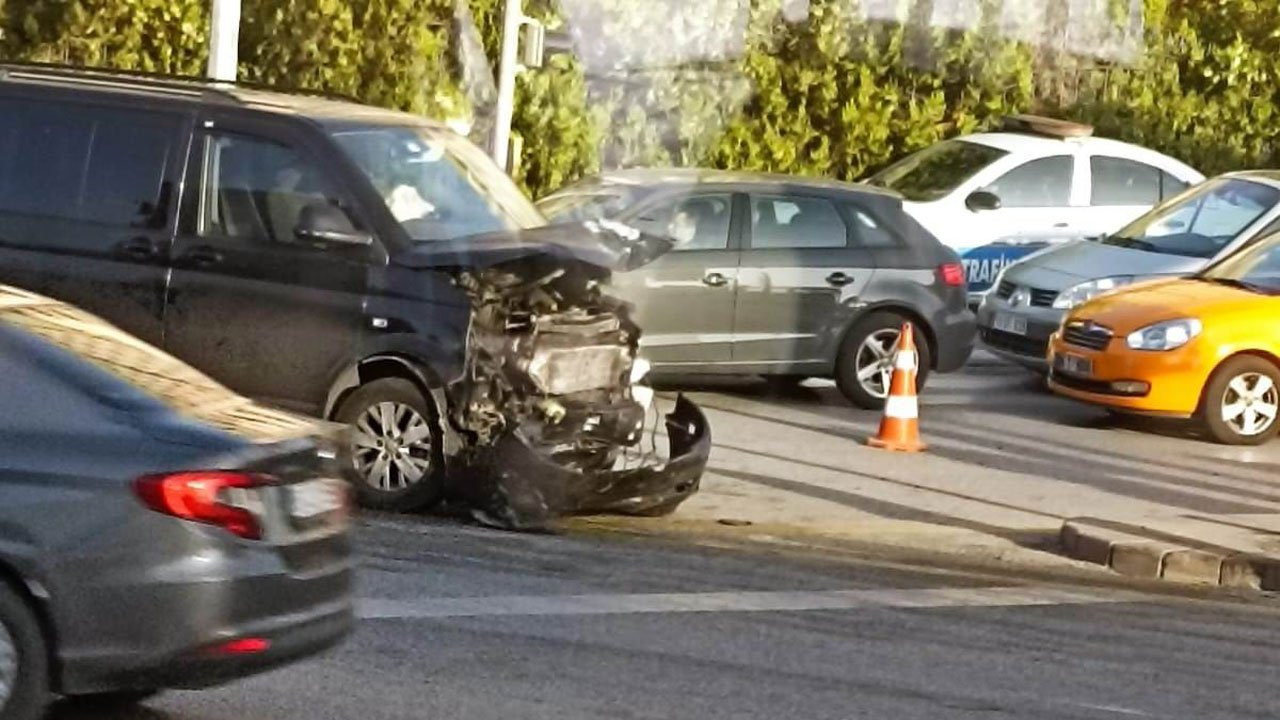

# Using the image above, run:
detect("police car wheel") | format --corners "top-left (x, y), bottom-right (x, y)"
top-left (836, 312), bottom-right (931, 410)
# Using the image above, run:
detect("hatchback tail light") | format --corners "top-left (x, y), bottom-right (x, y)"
top-left (134, 471), bottom-right (269, 540)
top-left (939, 262), bottom-right (965, 287)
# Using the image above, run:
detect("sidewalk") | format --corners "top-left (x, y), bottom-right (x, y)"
top-left (585, 362), bottom-right (1280, 589)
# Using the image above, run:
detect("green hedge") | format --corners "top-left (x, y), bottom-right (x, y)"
top-left (2, 0), bottom-right (1277, 198)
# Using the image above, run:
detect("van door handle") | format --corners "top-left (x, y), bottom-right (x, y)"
top-left (116, 237), bottom-right (160, 262)
top-left (182, 246), bottom-right (225, 268)
top-left (703, 272), bottom-right (730, 287)
top-left (826, 272), bottom-right (856, 287)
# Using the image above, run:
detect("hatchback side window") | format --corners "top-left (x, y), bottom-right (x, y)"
top-left (0, 97), bottom-right (178, 233)
top-left (1091, 156), bottom-right (1161, 206)
top-left (750, 196), bottom-right (847, 249)
top-left (844, 205), bottom-right (900, 247)
top-left (982, 156), bottom-right (1073, 208)
top-left (194, 133), bottom-right (340, 243)
top-left (633, 194), bottom-right (733, 251)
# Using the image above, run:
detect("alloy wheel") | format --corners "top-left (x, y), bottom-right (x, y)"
top-left (0, 620), bottom-right (15, 712)
top-left (1220, 372), bottom-right (1278, 437)
top-left (854, 328), bottom-right (901, 399)
top-left (352, 401), bottom-right (435, 491)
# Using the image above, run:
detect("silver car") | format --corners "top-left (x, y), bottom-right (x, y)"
top-left (976, 171), bottom-right (1280, 369)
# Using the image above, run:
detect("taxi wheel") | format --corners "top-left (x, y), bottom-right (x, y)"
top-left (0, 583), bottom-right (48, 720)
top-left (1200, 356), bottom-right (1280, 446)
top-left (334, 378), bottom-right (447, 511)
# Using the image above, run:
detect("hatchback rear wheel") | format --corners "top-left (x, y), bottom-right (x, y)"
top-left (334, 378), bottom-right (447, 511)
top-left (835, 312), bottom-right (931, 409)
top-left (1200, 356), bottom-right (1280, 446)
top-left (0, 584), bottom-right (47, 720)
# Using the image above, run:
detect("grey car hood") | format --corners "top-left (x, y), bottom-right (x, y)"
top-left (395, 221), bottom-right (674, 274)
top-left (1004, 239), bottom-right (1208, 290)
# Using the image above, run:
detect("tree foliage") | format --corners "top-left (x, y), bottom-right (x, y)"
top-left (0, 0), bottom-right (1278, 196)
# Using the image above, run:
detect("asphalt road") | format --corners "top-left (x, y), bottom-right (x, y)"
top-left (49, 514), bottom-right (1280, 720)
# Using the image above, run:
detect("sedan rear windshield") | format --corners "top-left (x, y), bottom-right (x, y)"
top-left (0, 288), bottom-right (314, 442)
top-left (867, 139), bottom-right (1009, 202)
top-left (1101, 178), bottom-right (1279, 259)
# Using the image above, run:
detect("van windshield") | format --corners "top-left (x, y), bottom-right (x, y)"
top-left (331, 125), bottom-right (546, 241)
top-left (1101, 178), bottom-right (1279, 259)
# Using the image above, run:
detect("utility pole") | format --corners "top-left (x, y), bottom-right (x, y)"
top-left (207, 0), bottom-right (241, 82)
top-left (491, 0), bottom-right (525, 171)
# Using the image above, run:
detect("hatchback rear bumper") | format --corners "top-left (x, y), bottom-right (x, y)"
top-left (932, 309), bottom-right (977, 372)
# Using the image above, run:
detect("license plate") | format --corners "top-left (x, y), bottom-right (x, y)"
top-left (993, 312), bottom-right (1028, 336)
top-left (1055, 353), bottom-right (1093, 376)
top-left (289, 479), bottom-right (347, 521)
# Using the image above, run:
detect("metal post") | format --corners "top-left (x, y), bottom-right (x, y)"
top-left (207, 0), bottom-right (242, 82)
top-left (492, 0), bottom-right (523, 170)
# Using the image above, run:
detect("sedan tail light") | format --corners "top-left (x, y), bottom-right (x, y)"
top-left (939, 262), bottom-right (965, 287)
top-left (134, 471), bottom-right (269, 540)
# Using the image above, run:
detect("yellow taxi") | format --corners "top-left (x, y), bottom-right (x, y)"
top-left (1047, 231), bottom-right (1280, 445)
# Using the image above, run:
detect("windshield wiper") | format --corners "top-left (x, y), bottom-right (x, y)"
top-left (1103, 236), bottom-right (1157, 252)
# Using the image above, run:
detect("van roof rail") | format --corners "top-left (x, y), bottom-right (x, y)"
top-left (1000, 114), bottom-right (1094, 139)
top-left (0, 61), bottom-right (362, 105)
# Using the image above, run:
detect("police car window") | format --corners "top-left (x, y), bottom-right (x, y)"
top-left (1091, 156), bottom-right (1160, 206)
top-left (750, 196), bottom-right (846, 249)
top-left (1161, 171), bottom-right (1190, 201)
top-left (983, 156), bottom-right (1073, 208)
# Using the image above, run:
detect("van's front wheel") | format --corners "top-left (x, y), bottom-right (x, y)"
top-left (334, 378), bottom-right (447, 511)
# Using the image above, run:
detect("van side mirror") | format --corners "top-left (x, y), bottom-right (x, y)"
top-left (965, 191), bottom-right (1002, 212)
top-left (295, 203), bottom-right (373, 247)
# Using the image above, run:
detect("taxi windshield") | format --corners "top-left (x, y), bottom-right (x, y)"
top-left (1102, 178), bottom-right (1280, 259)
top-left (1199, 232), bottom-right (1280, 295)
top-left (331, 125), bottom-right (546, 241)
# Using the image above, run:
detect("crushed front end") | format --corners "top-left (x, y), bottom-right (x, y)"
top-left (443, 251), bottom-right (709, 529)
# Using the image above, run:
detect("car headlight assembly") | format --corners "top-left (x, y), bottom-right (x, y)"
top-left (1126, 318), bottom-right (1202, 351)
top-left (1052, 276), bottom-right (1134, 309)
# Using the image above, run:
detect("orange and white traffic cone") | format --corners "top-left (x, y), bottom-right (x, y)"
top-left (866, 323), bottom-right (927, 452)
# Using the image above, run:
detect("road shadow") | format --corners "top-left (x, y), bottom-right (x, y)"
top-left (45, 699), bottom-right (174, 720)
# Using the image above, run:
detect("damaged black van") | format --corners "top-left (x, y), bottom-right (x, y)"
top-left (0, 63), bottom-right (710, 527)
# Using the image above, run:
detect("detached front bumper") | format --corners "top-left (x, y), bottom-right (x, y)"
top-left (466, 394), bottom-right (711, 529)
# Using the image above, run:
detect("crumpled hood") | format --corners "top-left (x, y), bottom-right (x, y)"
top-left (394, 221), bottom-right (674, 273)
top-left (1007, 239), bottom-right (1206, 290)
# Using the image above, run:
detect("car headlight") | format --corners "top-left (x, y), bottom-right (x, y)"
top-left (1125, 318), bottom-right (1202, 351)
top-left (1052, 276), bottom-right (1134, 309)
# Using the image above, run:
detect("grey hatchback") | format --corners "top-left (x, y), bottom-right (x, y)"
top-left (0, 287), bottom-right (352, 720)
top-left (538, 169), bottom-right (976, 408)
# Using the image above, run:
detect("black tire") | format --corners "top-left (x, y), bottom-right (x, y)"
top-left (62, 689), bottom-right (160, 710)
top-left (0, 584), bottom-right (48, 720)
top-left (334, 378), bottom-right (447, 511)
top-left (1199, 356), bottom-right (1280, 446)
top-left (835, 311), bottom-right (932, 410)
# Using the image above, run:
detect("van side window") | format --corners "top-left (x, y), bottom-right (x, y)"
top-left (0, 97), bottom-right (177, 230)
top-left (194, 133), bottom-right (339, 243)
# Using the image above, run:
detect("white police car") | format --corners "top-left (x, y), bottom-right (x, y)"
top-left (866, 115), bottom-right (1204, 303)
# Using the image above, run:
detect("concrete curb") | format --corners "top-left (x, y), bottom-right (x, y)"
top-left (1060, 518), bottom-right (1280, 591)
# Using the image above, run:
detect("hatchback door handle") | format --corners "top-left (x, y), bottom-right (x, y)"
top-left (703, 272), bottom-right (730, 287)
top-left (182, 246), bottom-right (225, 268)
top-left (826, 272), bottom-right (856, 287)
